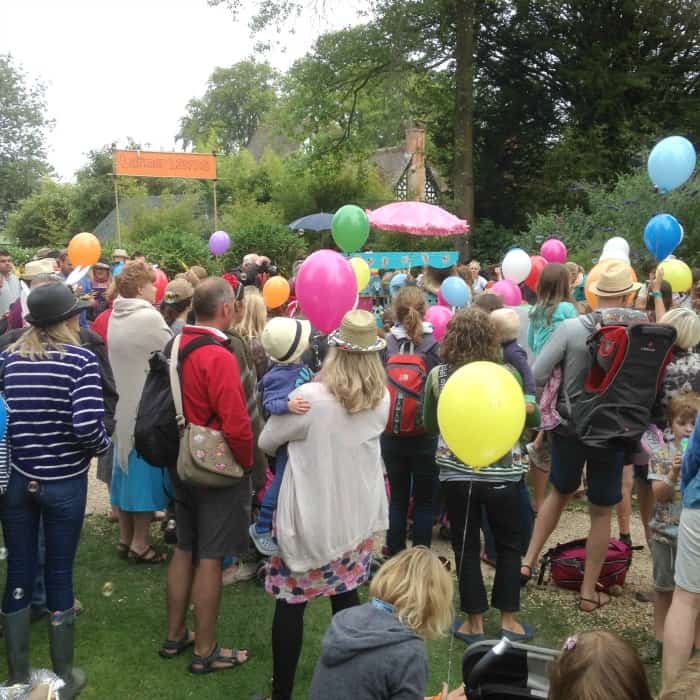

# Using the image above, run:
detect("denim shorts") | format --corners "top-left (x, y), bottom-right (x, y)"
top-left (549, 432), bottom-right (624, 507)
top-left (650, 537), bottom-right (676, 592)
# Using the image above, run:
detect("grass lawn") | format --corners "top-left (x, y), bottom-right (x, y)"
top-left (0, 514), bottom-right (660, 699)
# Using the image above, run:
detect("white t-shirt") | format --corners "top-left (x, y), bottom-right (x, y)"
top-left (472, 275), bottom-right (488, 293)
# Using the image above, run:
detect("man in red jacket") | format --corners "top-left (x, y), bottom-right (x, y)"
top-left (160, 277), bottom-right (254, 674)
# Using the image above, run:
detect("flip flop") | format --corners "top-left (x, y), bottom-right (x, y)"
top-left (159, 628), bottom-right (195, 659)
top-left (450, 619), bottom-right (485, 645)
top-left (500, 623), bottom-right (535, 642)
top-left (189, 644), bottom-right (250, 675)
top-left (578, 592), bottom-right (611, 613)
top-left (129, 546), bottom-right (166, 565)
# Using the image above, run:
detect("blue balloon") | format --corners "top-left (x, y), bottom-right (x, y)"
top-left (440, 276), bottom-right (470, 307)
top-left (644, 214), bottom-right (683, 261)
top-left (648, 136), bottom-right (697, 191)
top-left (0, 396), bottom-right (8, 443)
top-left (390, 273), bottom-right (407, 296)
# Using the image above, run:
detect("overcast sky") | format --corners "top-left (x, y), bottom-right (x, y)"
top-left (1, 0), bottom-right (362, 181)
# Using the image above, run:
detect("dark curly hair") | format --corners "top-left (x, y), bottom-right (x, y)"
top-left (440, 307), bottom-right (501, 370)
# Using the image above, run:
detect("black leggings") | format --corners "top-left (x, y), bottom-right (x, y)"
top-left (271, 589), bottom-right (360, 700)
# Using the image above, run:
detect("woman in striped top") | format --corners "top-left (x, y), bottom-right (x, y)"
top-left (422, 307), bottom-right (539, 647)
top-left (0, 282), bottom-right (110, 698)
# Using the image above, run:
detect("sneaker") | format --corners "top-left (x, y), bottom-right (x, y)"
top-left (248, 523), bottom-right (280, 557)
top-left (526, 441), bottom-right (550, 470)
top-left (222, 560), bottom-right (258, 586)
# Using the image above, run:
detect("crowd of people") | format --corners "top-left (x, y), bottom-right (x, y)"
top-left (0, 243), bottom-right (699, 699)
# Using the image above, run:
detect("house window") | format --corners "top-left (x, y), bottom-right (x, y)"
top-left (425, 169), bottom-right (440, 204)
top-left (394, 167), bottom-right (409, 200)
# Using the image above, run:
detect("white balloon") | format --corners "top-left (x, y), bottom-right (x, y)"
top-left (501, 248), bottom-right (532, 284)
top-left (604, 236), bottom-right (630, 255)
top-left (600, 247), bottom-right (630, 264)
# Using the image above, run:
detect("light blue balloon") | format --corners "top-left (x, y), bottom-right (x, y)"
top-left (643, 214), bottom-right (682, 261)
top-left (648, 136), bottom-right (697, 191)
top-left (0, 396), bottom-right (7, 443)
top-left (390, 273), bottom-right (407, 296)
top-left (440, 276), bottom-right (470, 307)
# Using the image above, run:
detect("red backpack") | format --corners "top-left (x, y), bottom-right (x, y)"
top-left (385, 341), bottom-right (427, 437)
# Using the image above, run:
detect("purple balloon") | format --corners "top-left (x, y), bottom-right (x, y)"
top-left (491, 280), bottom-right (523, 307)
top-left (540, 238), bottom-right (567, 264)
top-left (425, 305), bottom-right (454, 342)
top-left (296, 250), bottom-right (358, 333)
top-left (209, 230), bottom-right (231, 256)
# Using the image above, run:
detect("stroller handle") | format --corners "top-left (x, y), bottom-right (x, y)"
top-left (467, 637), bottom-right (513, 688)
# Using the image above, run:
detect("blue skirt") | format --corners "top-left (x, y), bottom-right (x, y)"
top-left (110, 449), bottom-right (171, 512)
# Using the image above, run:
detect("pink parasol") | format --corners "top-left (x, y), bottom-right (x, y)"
top-left (367, 201), bottom-right (469, 237)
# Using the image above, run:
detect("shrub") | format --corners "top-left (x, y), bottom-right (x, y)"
top-left (138, 231), bottom-right (212, 278)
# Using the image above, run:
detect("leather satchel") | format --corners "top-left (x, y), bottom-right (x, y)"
top-left (169, 334), bottom-right (244, 487)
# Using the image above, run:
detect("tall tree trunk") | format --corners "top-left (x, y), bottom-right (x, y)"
top-left (453, 0), bottom-right (475, 261)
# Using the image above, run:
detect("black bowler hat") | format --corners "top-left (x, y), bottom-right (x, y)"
top-left (25, 283), bottom-right (90, 326)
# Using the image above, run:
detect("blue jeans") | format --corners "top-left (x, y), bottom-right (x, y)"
top-left (1, 471), bottom-right (87, 613)
top-left (381, 434), bottom-right (438, 555)
top-left (256, 450), bottom-right (287, 534)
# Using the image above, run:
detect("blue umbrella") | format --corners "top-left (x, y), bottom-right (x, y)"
top-left (288, 212), bottom-right (334, 232)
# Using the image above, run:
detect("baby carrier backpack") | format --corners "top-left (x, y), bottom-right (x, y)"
top-left (536, 537), bottom-right (633, 592)
top-left (462, 638), bottom-right (558, 699)
top-left (572, 310), bottom-right (676, 449)
top-left (385, 341), bottom-right (427, 437)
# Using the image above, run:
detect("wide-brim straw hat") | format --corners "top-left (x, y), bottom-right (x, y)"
top-left (20, 258), bottom-right (58, 281)
top-left (112, 248), bottom-right (128, 259)
top-left (590, 260), bottom-right (641, 298)
top-left (328, 309), bottom-right (386, 353)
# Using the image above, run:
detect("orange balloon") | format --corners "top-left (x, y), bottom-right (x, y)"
top-left (585, 260), bottom-right (638, 309)
top-left (67, 232), bottom-right (101, 267)
top-left (263, 276), bottom-right (291, 309)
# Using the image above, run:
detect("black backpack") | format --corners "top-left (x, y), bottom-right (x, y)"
top-left (572, 311), bottom-right (676, 450)
top-left (134, 335), bottom-right (218, 468)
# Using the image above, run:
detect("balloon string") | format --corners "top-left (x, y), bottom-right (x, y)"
top-left (446, 479), bottom-right (474, 692)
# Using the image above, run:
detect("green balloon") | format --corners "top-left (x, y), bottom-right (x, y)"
top-left (331, 205), bottom-right (370, 253)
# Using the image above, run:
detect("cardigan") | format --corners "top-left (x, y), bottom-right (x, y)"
top-left (1, 345), bottom-right (110, 480)
top-left (259, 382), bottom-right (389, 572)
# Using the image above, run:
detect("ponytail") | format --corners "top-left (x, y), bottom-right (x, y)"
top-left (393, 286), bottom-right (426, 345)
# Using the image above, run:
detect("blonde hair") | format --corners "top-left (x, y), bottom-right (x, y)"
top-left (661, 307), bottom-right (700, 350)
top-left (236, 289), bottom-right (267, 339)
top-left (10, 321), bottom-right (81, 360)
top-left (549, 631), bottom-right (652, 700)
top-left (321, 347), bottom-right (386, 413)
top-left (490, 308), bottom-right (520, 342)
top-left (369, 547), bottom-right (453, 640)
top-left (393, 286), bottom-right (426, 345)
top-left (660, 655), bottom-right (700, 699)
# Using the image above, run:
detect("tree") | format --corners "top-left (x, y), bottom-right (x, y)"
top-left (3, 179), bottom-right (75, 247)
top-left (177, 60), bottom-right (279, 154)
top-left (0, 54), bottom-right (51, 226)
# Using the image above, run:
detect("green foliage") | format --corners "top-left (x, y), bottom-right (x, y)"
top-left (2, 179), bottom-right (75, 247)
top-left (138, 231), bottom-right (212, 278)
top-left (123, 194), bottom-right (208, 241)
top-left (218, 223), bottom-right (307, 277)
top-left (523, 166), bottom-right (700, 269)
top-left (0, 54), bottom-right (51, 226)
top-left (177, 60), bottom-right (279, 153)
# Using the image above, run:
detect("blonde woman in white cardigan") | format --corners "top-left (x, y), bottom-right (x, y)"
top-left (257, 310), bottom-right (389, 700)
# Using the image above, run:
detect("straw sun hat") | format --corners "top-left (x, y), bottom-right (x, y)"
top-left (328, 309), bottom-right (386, 353)
top-left (590, 260), bottom-right (641, 298)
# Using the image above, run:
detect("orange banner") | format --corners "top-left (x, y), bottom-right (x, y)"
top-left (114, 150), bottom-right (216, 180)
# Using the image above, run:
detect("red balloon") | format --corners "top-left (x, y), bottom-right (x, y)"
top-left (524, 255), bottom-right (547, 292)
top-left (154, 268), bottom-right (168, 304)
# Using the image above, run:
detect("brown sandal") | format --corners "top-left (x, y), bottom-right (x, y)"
top-left (117, 542), bottom-right (129, 560)
top-left (578, 592), bottom-right (611, 613)
top-left (129, 546), bottom-right (166, 564)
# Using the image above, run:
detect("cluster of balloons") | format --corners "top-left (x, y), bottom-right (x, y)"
top-left (437, 362), bottom-right (526, 468)
top-left (331, 205), bottom-right (370, 253)
top-left (209, 230), bottom-right (231, 256)
top-left (499, 241), bottom-right (567, 303)
top-left (648, 136), bottom-right (696, 192)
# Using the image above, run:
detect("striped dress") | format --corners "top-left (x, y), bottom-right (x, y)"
top-left (1, 345), bottom-right (110, 481)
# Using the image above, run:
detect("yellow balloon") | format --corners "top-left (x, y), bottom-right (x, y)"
top-left (658, 258), bottom-right (692, 293)
top-left (349, 257), bottom-right (371, 292)
top-left (437, 362), bottom-right (526, 468)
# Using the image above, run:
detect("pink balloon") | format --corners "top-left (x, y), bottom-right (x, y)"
top-left (437, 289), bottom-right (449, 307)
top-left (425, 305), bottom-right (454, 342)
top-left (296, 250), bottom-right (358, 333)
top-left (491, 280), bottom-right (522, 307)
top-left (540, 238), bottom-right (567, 263)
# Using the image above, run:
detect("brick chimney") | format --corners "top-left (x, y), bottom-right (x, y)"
top-left (405, 121), bottom-right (426, 201)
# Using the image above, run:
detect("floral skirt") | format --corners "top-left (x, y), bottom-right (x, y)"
top-left (265, 537), bottom-right (374, 604)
